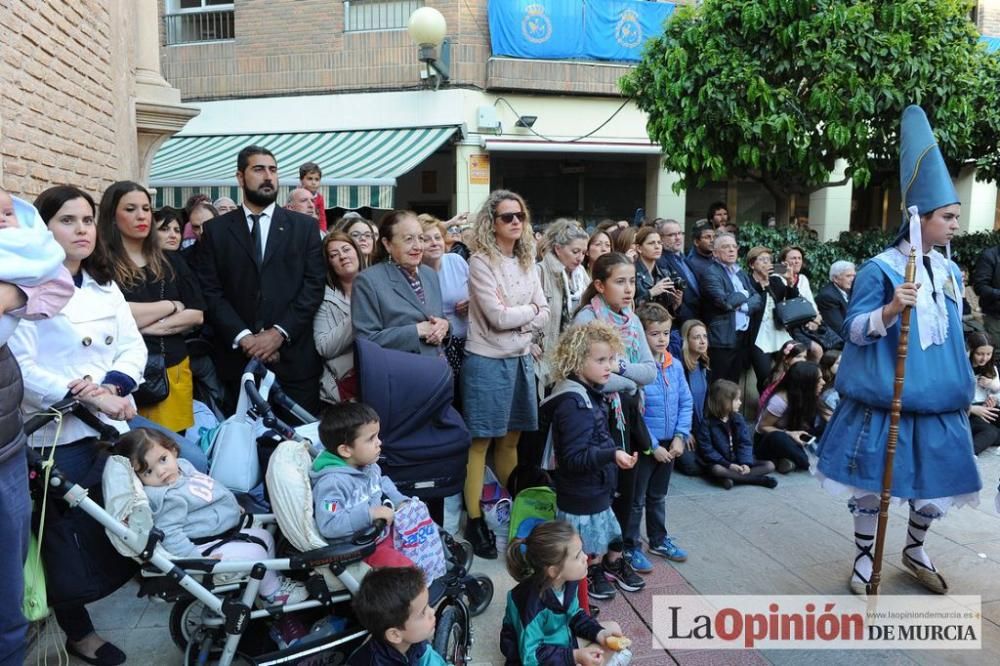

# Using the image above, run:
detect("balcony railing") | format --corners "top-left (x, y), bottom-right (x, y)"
top-left (344, 0), bottom-right (423, 33)
top-left (164, 9), bottom-right (235, 45)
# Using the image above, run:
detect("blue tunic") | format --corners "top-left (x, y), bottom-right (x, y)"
top-left (816, 248), bottom-right (982, 501)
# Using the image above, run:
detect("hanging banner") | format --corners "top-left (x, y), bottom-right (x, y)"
top-left (583, 0), bottom-right (675, 62)
top-left (488, 0), bottom-right (674, 63)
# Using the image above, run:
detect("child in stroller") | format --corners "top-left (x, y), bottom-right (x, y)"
top-left (112, 428), bottom-right (308, 607)
top-left (310, 402), bottom-right (415, 570)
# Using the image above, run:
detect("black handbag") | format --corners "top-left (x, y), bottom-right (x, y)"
top-left (773, 296), bottom-right (817, 329)
top-left (133, 281), bottom-right (170, 407)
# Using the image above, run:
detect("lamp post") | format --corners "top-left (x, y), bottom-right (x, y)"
top-left (408, 7), bottom-right (450, 90)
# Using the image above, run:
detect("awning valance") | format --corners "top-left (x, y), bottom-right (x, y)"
top-left (149, 125), bottom-right (459, 209)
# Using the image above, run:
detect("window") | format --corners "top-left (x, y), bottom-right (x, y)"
top-left (344, 0), bottom-right (424, 33)
top-left (164, 0), bottom-right (234, 46)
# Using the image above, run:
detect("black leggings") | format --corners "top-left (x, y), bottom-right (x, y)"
top-left (706, 461), bottom-right (776, 484)
top-left (971, 414), bottom-right (1000, 454)
top-left (753, 431), bottom-right (810, 470)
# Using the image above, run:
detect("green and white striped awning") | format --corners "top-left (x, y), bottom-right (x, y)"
top-left (149, 126), bottom-right (459, 209)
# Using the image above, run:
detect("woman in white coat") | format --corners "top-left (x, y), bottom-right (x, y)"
top-left (9, 185), bottom-right (204, 665)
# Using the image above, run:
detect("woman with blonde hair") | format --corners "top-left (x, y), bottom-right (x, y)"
top-left (534, 218), bottom-right (589, 391)
top-left (462, 189), bottom-right (549, 559)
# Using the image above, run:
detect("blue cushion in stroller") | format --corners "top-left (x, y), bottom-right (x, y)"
top-left (356, 337), bottom-right (470, 499)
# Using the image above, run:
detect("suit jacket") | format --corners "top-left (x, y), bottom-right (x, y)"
top-left (816, 282), bottom-right (849, 339)
top-left (195, 207), bottom-right (325, 382)
top-left (351, 262), bottom-right (445, 357)
top-left (974, 245), bottom-right (1000, 317)
top-left (700, 261), bottom-right (762, 348)
top-left (657, 251), bottom-right (701, 323)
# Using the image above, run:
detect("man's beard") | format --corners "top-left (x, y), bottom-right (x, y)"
top-left (244, 183), bottom-right (277, 207)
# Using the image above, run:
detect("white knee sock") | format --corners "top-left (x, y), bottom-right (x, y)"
top-left (849, 495), bottom-right (879, 583)
top-left (904, 504), bottom-right (941, 570)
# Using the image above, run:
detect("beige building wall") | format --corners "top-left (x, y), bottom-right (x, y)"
top-left (978, 0), bottom-right (1000, 35)
top-left (0, 0), bottom-right (140, 197)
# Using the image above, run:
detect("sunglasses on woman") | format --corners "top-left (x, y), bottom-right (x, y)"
top-left (495, 212), bottom-right (527, 224)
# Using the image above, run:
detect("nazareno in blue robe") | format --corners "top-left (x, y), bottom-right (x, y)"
top-left (815, 242), bottom-right (982, 509)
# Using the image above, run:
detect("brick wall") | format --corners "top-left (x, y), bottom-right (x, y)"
top-left (1, 0), bottom-right (138, 198)
top-left (160, 0), bottom-right (661, 101)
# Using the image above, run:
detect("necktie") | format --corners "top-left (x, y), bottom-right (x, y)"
top-left (249, 213), bottom-right (262, 266)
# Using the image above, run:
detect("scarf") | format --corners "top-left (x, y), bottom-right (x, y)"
top-left (588, 295), bottom-right (643, 445)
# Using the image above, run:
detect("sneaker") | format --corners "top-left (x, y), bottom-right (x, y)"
top-left (624, 548), bottom-right (653, 574)
top-left (602, 555), bottom-right (645, 592)
top-left (649, 537), bottom-right (688, 562)
top-left (587, 563), bottom-right (617, 601)
top-left (719, 478), bottom-right (735, 490)
top-left (265, 578), bottom-right (309, 605)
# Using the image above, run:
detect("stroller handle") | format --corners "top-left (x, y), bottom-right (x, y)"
top-left (241, 368), bottom-right (301, 443)
top-left (22, 398), bottom-right (81, 437)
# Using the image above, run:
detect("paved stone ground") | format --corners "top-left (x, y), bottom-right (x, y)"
top-left (28, 453), bottom-right (1000, 665)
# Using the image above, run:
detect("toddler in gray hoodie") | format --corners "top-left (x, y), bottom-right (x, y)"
top-left (114, 428), bottom-right (307, 604)
top-left (309, 402), bottom-right (415, 568)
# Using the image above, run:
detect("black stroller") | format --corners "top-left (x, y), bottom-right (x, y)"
top-left (23, 361), bottom-right (492, 666)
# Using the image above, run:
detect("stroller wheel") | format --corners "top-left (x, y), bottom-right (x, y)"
top-left (170, 598), bottom-right (223, 657)
top-left (463, 574), bottom-right (494, 618)
top-left (432, 604), bottom-right (469, 665)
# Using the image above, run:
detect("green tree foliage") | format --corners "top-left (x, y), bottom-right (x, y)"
top-left (621, 0), bottom-right (1000, 213)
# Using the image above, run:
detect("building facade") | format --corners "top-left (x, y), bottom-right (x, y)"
top-left (155, 0), bottom-right (999, 236)
top-left (1, 0), bottom-right (196, 199)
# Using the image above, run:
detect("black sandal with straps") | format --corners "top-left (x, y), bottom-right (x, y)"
top-left (901, 519), bottom-right (949, 594)
top-left (849, 531), bottom-right (873, 596)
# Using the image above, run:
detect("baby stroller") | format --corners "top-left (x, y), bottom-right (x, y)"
top-left (356, 337), bottom-right (470, 500)
top-left (23, 366), bottom-right (492, 666)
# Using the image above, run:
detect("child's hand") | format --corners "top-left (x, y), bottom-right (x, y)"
top-left (739, 464), bottom-right (750, 475)
top-left (728, 463), bottom-right (742, 473)
top-left (597, 628), bottom-right (625, 648)
top-left (573, 647), bottom-right (603, 666)
top-left (652, 447), bottom-right (672, 464)
top-left (614, 450), bottom-right (638, 470)
top-left (668, 437), bottom-right (685, 460)
top-left (370, 505), bottom-right (395, 525)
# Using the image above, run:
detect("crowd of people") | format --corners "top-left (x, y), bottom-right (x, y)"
top-left (0, 121), bottom-right (996, 665)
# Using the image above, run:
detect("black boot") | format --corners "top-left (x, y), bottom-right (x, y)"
top-left (465, 517), bottom-right (497, 560)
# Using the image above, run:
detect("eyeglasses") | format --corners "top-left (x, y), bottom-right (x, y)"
top-left (446, 226), bottom-right (461, 234)
top-left (495, 212), bottom-right (527, 224)
top-left (349, 231), bottom-right (374, 241)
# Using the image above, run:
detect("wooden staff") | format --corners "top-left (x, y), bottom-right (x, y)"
top-left (868, 247), bottom-right (918, 597)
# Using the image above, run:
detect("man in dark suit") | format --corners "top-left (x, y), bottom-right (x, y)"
top-left (816, 260), bottom-right (855, 341)
top-left (196, 145), bottom-right (326, 415)
top-left (655, 218), bottom-right (701, 326)
top-left (685, 223), bottom-right (716, 281)
top-left (700, 232), bottom-right (762, 383)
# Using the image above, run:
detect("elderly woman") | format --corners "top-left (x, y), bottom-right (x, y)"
top-left (534, 218), bottom-right (589, 390)
top-left (419, 214), bottom-right (470, 374)
top-left (746, 246), bottom-right (797, 394)
top-left (351, 210), bottom-right (447, 357)
top-left (314, 231), bottom-right (362, 404)
top-left (97, 181), bottom-right (205, 433)
top-left (461, 190), bottom-right (549, 559)
top-left (10, 185), bottom-right (206, 666)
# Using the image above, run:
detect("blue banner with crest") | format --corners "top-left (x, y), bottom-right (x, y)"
top-left (488, 0), bottom-right (675, 63)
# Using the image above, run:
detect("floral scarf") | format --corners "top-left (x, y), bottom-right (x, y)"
top-left (588, 295), bottom-right (643, 447)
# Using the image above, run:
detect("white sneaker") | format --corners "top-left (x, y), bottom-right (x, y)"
top-left (265, 578), bottom-right (309, 605)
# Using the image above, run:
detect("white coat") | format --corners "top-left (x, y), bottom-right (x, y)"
top-left (9, 270), bottom-right (147, 445)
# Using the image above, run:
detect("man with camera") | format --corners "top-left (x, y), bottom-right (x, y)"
top-left (655, 218), bottom-right (701, 326)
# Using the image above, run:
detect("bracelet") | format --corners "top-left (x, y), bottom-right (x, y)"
top-left (169, 301), bottom-right (178, 316)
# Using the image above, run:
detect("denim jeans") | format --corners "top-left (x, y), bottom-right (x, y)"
top-left (127, 415), bottom-right (208, 473)
top-left (0, 448), bottom-right (30, 666)
top-left (623, 450), bottom-right (673, 550)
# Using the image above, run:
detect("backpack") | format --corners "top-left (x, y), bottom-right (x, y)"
top-left (507, 486), bottom-right (557, 543)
